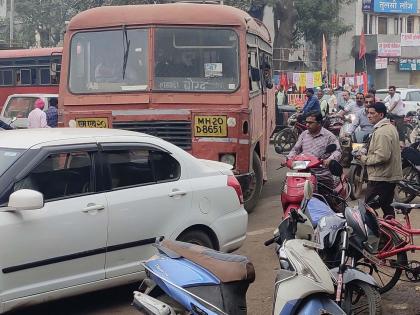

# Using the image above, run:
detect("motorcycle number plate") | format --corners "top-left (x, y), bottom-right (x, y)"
top-left (286, 172), bottom-right (311, 177)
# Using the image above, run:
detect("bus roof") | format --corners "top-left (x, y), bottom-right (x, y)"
top-left (0, 47), bottom-right (62, 59)
top-left (68, 3), bottom-right (271, 43)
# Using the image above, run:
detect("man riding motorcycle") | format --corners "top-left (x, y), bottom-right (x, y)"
top-left (347, 93), bottom-right (374, 135)
top-left (288, 110), bottom-right (341, 195)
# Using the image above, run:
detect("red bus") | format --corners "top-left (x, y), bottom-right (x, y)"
top-left (0, 47), bottom-right (62, 109)
top-left (61, 3), bottom-right (275, 211)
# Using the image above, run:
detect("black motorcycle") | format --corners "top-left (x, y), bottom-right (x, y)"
top-left (395, 141), bottom-right (420, 203)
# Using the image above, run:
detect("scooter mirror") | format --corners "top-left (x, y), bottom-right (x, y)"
top-left (325, 144), bottom-right (337, 154)
top-left (329, 160), bottom-right (343, 177)
top-left (10, 117), bottom-right (17, 123)
top-left (303, 180), bottom-right (313, 200)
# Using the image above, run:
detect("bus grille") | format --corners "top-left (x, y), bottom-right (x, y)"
top-left (112, 120), bottom-right (192, 150)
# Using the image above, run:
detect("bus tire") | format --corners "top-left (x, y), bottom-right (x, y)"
top-left (244, 151), bottom-right (263, 213)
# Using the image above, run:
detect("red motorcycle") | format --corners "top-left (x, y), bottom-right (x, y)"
top-left (276, 144), bottom-right (350, 217)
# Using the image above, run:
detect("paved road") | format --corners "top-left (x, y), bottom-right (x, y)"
top-left (11, 146), bottom-right (420, 314)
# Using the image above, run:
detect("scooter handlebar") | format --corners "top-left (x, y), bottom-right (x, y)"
top-left (264, 237), bottom-right (276, 246)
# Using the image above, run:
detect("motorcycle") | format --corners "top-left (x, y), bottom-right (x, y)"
top-left (132, 210), bottom-right (346, 315)
top-left (311, 200), bottom-right (382, 315)
top-left (272, 181), bottom-right (380, 314)
top-left (394, 141), bottom-right (420, 203)
top-left (348, 129), bottom-right (370, 200)
top-left (276, 144), bottom-right (350, 216)
top-left (0, 117), bottom-right (16, 130)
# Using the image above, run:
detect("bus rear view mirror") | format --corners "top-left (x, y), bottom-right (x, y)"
top-left (251, 68), bottom-right (260, 82)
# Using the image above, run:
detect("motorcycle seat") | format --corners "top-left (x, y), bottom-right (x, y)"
top-left (391, 202), bottom-right (420, 214)
top-left (159, 240), bottom-right (255, 284)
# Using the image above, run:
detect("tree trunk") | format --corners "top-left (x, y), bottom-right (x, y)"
top-left (273, 0), bottom-right (298, 71)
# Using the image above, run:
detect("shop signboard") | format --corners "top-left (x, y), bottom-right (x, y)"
top-left (378, 42), bottom-right (401, 57)
top-left (374, 0), bottom-right (417, 14)
top-left (375, 58), bottom-right (388, 69)
top-left (362, 0), bottom-right (373, 11)
top-left (401, 33), bottom-right (420, 46)
top-left (399, 58), bottom-right (420, 71)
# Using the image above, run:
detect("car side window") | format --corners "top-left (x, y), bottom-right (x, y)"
top-left (103, 149), bottom-right (155, 189)
top-left (14, 151), bottom-right (93, 201)
top-left (408, 91), bottom-right (420, 102)
top-left (150, 150), bottom-right (181, 182)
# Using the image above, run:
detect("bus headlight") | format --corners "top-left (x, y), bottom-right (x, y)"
top-left (220, 154), bottom-right (236, 166)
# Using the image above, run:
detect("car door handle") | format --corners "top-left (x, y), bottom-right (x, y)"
top-left (82, 203), bottom-right (105, 213)
top-left (168, 189), bottom-right (187, 197)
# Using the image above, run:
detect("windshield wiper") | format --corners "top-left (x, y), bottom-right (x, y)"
top-left (122, 25), bottom-right (131, 80)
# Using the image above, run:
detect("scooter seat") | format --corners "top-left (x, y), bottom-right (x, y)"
top-left (160, 240), bottom-right (255, 284)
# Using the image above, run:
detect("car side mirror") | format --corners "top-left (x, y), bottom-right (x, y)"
top-left (250, 67), bottom-right (261, 82)
top-left (7, 189), bottom-right (44, 211)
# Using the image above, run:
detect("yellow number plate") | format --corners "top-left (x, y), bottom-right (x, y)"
top-left (75, 118), bottom-right (108, 128)
top-left (194, 115), bottom-right (227, 137)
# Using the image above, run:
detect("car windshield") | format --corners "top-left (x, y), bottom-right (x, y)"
top-left (154, 28), bottom-right (239, 92)
top-left (3, 97), bottom-right (37, 118)
top-left (69, 29), bottom-right (149, 93)
top-left (0, 148), bottom-right (23, 177)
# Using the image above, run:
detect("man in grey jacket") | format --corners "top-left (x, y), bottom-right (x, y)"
top-left (356, 102), bottom-right (402, 218)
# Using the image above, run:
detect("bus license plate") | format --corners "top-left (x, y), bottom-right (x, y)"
top-left (75, 118), bottom-right (108, 128)
top-left (194, 115), bottom-right (227, 137)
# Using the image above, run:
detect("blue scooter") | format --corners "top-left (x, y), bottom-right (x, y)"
top-left (132, 184), bottom-right (345, 315)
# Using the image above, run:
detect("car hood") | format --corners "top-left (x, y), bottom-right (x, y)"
top-left (198, 159), bottom-right (233, 175)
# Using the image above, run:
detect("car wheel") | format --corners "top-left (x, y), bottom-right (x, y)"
top-left (177, 230), bottom-right (214, 249)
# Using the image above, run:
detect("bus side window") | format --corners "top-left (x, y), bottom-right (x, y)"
top-left (248, 49), bottom-right (260, 94)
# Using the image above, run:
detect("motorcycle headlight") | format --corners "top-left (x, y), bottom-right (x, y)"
top-left (220, 153), bottom-right (236, 166)
top-left (291, 160), bottom-right (310, 170)
top-left (287, 247), bottom-right (322, 283)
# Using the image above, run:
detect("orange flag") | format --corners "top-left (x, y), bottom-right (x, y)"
top-left (359, 28), bottom-right (366, 60)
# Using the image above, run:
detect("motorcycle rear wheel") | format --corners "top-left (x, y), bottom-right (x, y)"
top-left (394, 166), bottom-right (419, 203)
top-left (273, 128), bottom-right (297, 154)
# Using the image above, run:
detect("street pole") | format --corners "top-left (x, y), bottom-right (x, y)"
top-left (9, 0), bottom-right (14, 47)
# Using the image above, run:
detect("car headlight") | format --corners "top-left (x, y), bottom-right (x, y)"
top-left (291, 161), bottom-right (309, 170)
top-left (220, 154), bottom-right (236, 166)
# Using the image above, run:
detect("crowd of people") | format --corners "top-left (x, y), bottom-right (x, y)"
top-left (286, 85), bottom-right (405, 219)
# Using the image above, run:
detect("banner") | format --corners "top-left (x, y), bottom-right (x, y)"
top-left (378, 42), bottom-right (401, 57)
top-left (400, 58), bottom-right (420, 71)
top-left (313, 72), bottom-right (322, 87)
top-left (306, 72), bottom-right (314, 88)
top-left (401, 33), bottom-right (420, 47)
top-left (299, 73), bottom-right (306, 88)
top-left (374, 0), bottom-right (417, 14)
top-left (375, 58), bottom-right (388, 69)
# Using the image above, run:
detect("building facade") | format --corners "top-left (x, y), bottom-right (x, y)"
top-left (330, 0), bottom-right (420, 89)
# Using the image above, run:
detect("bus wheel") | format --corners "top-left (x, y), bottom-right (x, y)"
top-left (244, 152), bottom-right (263, 213)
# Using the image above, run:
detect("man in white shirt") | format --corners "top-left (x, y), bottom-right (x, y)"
top-left (28, 99), bottom-right (48, 128)
top-left (383, 85), bottom-right (405, 146)
top-left (337, 90), bottom-right (363, 117)
top-left (326, 89), bottom-right (337, 113)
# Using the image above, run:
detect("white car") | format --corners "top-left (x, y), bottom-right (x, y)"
top-left (376, 88), bottom-right (420, 115)
top-left (0, 128), bottom-right (247, 313)
top-left (0, 94), bottom-right (59, 128)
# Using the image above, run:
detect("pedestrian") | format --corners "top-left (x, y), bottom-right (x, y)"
top-left (46, 98), bottom-right (58, 128)
top-left (317, 89), bottom-right (329, 117)
top-left (276, 85), bottom-right (286, 106)
top-left (356, 102), bottom-right (402, 218)
top-left (28, 98), bottom-right (48, 128)
top-left (383, 85), bottom-right (405, 147)
top-left (326, 88), bottom-right (337, 113)
top-left (302, 88), bottom-right (320, 115)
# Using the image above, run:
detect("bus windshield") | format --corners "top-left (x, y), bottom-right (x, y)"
top-left (69, 29), bottom-right (149, 93)
top-left (154, 28), bottom-right (239, 92)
